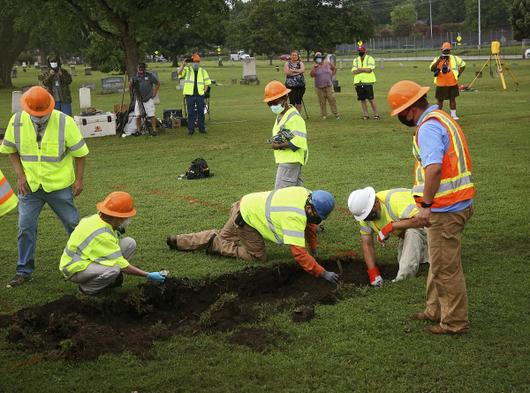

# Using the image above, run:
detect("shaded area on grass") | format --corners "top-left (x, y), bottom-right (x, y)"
top-left (3, 256), bottom-right (398, 361)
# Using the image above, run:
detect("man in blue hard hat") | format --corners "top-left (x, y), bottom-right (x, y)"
top-left (167, 187), bottom-right (339, 284)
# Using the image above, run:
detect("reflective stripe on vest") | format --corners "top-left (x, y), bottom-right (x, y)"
top-left (14, 112), bottom-right (67, 162)
top-left (0, 172), bottom-right (17, 217)
top-left (384, 188), bottom-right (409, 221)
top-left (412, 110), bottom-right (475, 204)
top-left (183, 67), bottom-right (209, 91)
top-left (62, 226), bottom-right (115, 277)
top-left (275, 110), bottom-right (307, 139)
top-left (265, 190), bottom-right (306, 244)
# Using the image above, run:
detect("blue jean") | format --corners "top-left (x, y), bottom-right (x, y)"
top-left (17, 187), bottom-right (79, 277)
top-left (186, 95), bottom-right (205, 133)
top-left (54, 101), bottom-right (73, 116)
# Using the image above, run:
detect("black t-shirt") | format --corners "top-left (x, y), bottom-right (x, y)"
top-left (131, 72), bottom-right (158, 102)
top-left (193, 69), bottom-right (199, 96)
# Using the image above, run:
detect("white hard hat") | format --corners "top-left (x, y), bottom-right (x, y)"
top-left (347, 187), bottom-right (376, 221)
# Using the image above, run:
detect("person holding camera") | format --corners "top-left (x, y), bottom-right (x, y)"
top-left (283, 51), bottom-right (306, 113)
top-left (430, 42), bottom-right (466, 120)
top-left (310, 52), bottom-right (340, 120)
top-left (41, 56), bottom-right (73, 116)
top-left (177, 53), bottom-right (211, 135)
top-left (128, 62), bottom-right (160, 136)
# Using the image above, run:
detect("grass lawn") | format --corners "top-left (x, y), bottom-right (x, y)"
top-left (0, 58), bottom-right (529, 393)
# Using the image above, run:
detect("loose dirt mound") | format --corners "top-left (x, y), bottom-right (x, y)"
top-left (4, 257), bottom-right (397, 360)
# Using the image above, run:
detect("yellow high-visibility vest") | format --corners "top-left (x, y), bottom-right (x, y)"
top-left (359, 188), bottom-right (418, 235)
top-left (59, 214), bottom-right (130, 278)
top-left (240, 187), bottom-right (310, 248)
top-left (0, 110), bottom-right (89, 193)
top-left (351, 55), bottom-right (376, 84)
top-left (272, 106), bottom-right (308, 165)
top-left (0, 169), bottom-right (18, 217)
top-left (179, 66), bottom-right (211, 96)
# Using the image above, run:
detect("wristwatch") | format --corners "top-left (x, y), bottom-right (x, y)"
top-left (421, 201), bottom-right (433, 208)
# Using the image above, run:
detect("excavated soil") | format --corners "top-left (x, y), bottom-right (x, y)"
top-left (3, 256), bottom-right (398, 361)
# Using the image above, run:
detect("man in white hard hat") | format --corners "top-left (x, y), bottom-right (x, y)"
top-left (347, 186), bottom-right (428, 286)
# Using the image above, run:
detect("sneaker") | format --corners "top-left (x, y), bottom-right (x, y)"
top-left (373, 115), bottom-right (381, 120)
top-left (362, 115), bottom-right (370, 120)
top-left (121, 133), bottom-right (129, 138)
top-left (335, 114), bottom-right (341, 120)
top-left (321, 116), bottom-right (327, 120)
top-left (6, 274), bottom-right (32, 288)
top-left (452, 115), bottom-right (459, 120)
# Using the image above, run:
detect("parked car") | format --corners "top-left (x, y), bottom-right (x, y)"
top-left (279, 54), bottom-right (290, 61)
top-left (523, 48), bottom-right (530, 59)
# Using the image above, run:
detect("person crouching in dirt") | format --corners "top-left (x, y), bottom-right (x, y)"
top-left (59, 192), bottom-right (166, 295)
top-left (347, 187), bottom-right (429, 287)
top-left (166, 187), bottom-right (340, 284)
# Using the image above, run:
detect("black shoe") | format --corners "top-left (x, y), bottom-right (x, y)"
top-left (166, 235), bottom-right (178, 250)
top-left (6, 274), bottom-right (31, 288)
top-left (199, 130), bottom-right (207, 134)
top-left (108, 272), bottom-right (124, 288)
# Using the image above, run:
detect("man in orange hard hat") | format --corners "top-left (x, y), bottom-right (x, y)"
top-left (388, 80), bottom-right (475, 335)
top-left (263, 80), bottom-right (308, 189)
top-left (60, 192), bottom-right (166, 295)
top-left (429, 42), bottom-right (466, 119)
top-left (1, 86), bottom-right (89, 288)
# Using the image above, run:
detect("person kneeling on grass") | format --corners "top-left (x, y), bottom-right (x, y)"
top-left (347, 187), bottom-right (429, 286)
top-left (166, 187), bottom-right (340, 285)
top-left (59, 191), bottom-right (166, 295)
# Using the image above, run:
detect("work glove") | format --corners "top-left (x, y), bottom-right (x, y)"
top-left (368, 267), bottom-right (383, 287)
top-left (371, 275), bottom-right (383, 287)
top-left (146, 272), bottom-right (166, 283)
top-left (377, 223), bottom-right (393, 246)
top-left (321, 270), bottom-right (340, 284)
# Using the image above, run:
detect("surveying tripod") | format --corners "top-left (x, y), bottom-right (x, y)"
top-left (468, 41), bottom-right (519, 90)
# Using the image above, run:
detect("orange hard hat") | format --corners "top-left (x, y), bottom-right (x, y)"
top-left (20, 86), bottom-right (55, 117)
top-left (263, 80), bottom-right (290, 103)
top-left (96, 191), bottom-right (137, 218)
top-left (441, 42), bottom-right (452, 50)
top-left (387, 80), bottom-right (430, 116)
top-left (191, 53), bottom-right (201, 62)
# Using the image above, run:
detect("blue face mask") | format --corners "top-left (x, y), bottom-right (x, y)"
top-left (270, 104), bottom-right (284, 114)
top-left (192, 63), bottom-right (200, 70)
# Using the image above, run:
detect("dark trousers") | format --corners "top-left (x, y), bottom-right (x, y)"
top-left (186, 95), bottom-right (205, 134)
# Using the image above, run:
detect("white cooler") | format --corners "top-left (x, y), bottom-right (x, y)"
top-left (74, 112), bottom-right (116, 138)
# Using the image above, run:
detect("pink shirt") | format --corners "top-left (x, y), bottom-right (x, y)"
top-left (313, 63), bottom-right (333, 88)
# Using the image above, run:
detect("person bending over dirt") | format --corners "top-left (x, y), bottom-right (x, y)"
top-left (167, 187), bottom-right (340, 284)
top-left (59, 192), bottom-right (166, 295)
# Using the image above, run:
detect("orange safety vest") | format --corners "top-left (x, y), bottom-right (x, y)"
top-left (0, 169), bottom-right (18, 217)
top-left (412, 110), bottom-right (475, 208)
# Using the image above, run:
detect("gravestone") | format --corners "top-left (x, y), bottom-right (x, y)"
top-left (171, 71), bottom-right (179, 80)
top-left (84, 67), bottom-right (92, 75)
top-left (70, 65), bottom-right (77, 76)
top-left (11, 68), bottom-right (17, 78)
top-left (101, 76), bottom-right (125, 93)
top-left (82, 83), bottom-right (96, 91)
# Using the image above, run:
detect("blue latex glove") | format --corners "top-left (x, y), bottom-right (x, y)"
top-left (321, 270), bottom-right (340, 284)
top-left (146, 272), bottom-right (166, 283)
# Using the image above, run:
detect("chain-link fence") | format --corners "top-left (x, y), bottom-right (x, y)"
top-left (336, 27), bottom-right (527, 58)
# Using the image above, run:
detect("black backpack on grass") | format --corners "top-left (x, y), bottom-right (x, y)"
top-left (185, 158), bottom-right (211, 179)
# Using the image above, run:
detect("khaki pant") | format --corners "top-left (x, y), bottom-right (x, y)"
top-left (395, 228), bottom-right (428, 282)
top-left (315, 86), bottom-right (338, 117)
top-left (175, 202), bottom-right (266, 262)
top-left (424, 206), bottom-right (473, 332)
top-left (70, 237), bottom-right (136, 295)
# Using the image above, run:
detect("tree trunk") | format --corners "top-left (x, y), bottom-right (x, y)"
top-left (0, 17), bottom-right (28, 89)
top-left (122, 34), bottom-right (139, 78)
top-left (268, 54), bottom-right (273, 66)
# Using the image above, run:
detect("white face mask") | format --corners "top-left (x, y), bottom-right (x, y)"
top-left (50, 62), bottom-right (58, 69)
top-left (316, 58), bottom-right (323, 64)
top-left (192, 62), bottom-right (200, 70)
top-left (120, 218), bottom-right (133, 228)
top-left (270, 104), bottom-right (284, 114)
top-left (30, 114), bottom-right (50, 125)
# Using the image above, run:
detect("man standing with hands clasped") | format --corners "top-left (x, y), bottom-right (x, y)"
top-left (0, 86), bottom-right (89, 288)
top-left (388, 80), bottom-right (475, 335)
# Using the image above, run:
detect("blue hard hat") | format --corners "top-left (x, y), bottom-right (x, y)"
top-left (310, 190), bottom-right (335, 220)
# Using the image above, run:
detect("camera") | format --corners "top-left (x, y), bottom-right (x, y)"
top-left (442, 64), bottom-right (450, 74)
top-left (433, 69), bottom-right (440, 77)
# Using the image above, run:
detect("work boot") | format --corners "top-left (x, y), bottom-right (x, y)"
top-left (6, 274), bottom-right (32, 288)
top-left (166, 235), bottom-right (178, 250)
top-left (205, 233), bottom-right (218, 255)
top-left (425, 324), bottom-right (468, 335)
top-left (410, 312), bottom-right (440, 323)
